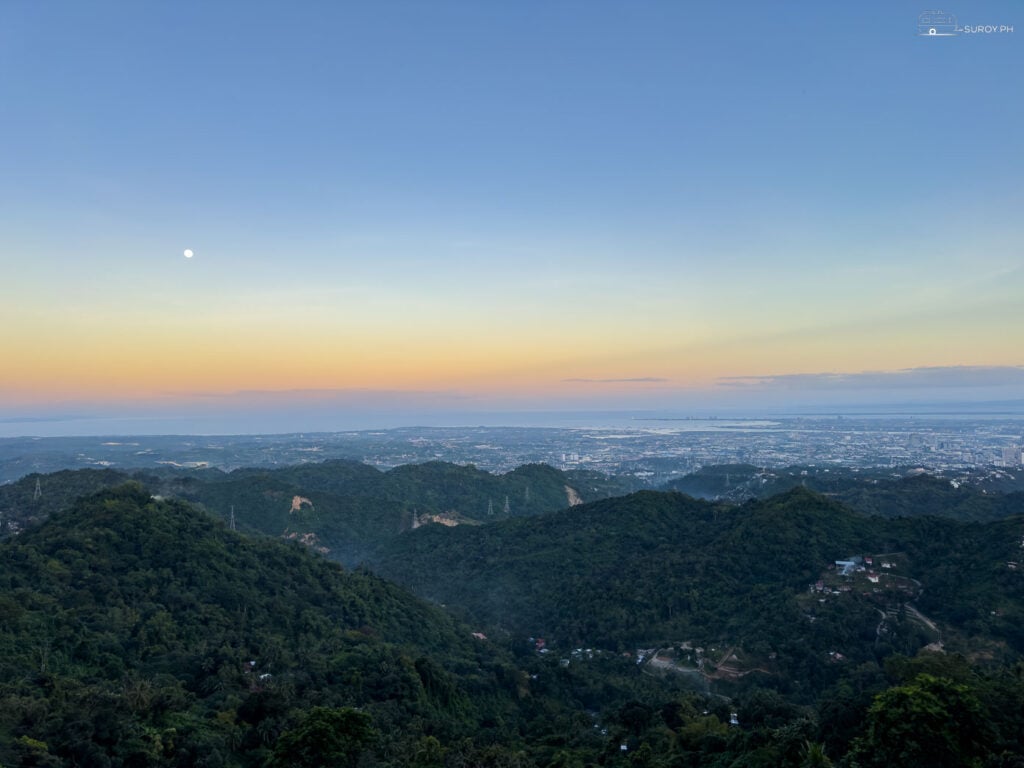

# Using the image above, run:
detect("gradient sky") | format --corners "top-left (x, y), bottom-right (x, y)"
top-left (1, 1), bottom-right (1022, 432)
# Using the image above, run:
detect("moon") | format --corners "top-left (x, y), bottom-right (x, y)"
top-left (183, 248), bottom-right (194, 259)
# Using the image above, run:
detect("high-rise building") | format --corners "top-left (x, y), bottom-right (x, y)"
top-left (1002, 445), bottom-right (1022, 467)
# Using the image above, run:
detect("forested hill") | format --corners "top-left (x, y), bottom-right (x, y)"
top-left (0, 461), bottom-right (636, 565)
top-left (0, 484), bottom-right (574, 767)
top-left (371, 489), bottom-right (870, 648)
top-left (4, 485), bottom-right (1024, 766)
top-left (663, 464), bottom-right (1024, 521)
top-left (372, 487), bottom-right (1024, 695)
top-left (0, 468), bottom-right (135, 534)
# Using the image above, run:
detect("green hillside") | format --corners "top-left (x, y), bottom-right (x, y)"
top-left (372, 488), bottom-right (1024, 696)
top-left (373, 489), bottom-right (868, 651)
top-left (664, 465), bottom-right (1024, 522)
top-left (0, 468), bottom-right (134, 535)
top-left (0, 461), bottom-right (635, 567)
top-left (0, 484), bottom-right (559, 767)
top-left (3, 482), bottom-right (1024, 766)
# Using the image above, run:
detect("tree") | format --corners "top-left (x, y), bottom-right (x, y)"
top-left (801, 741), bottom-right (832, 768)
top-left (412, 735), bottom-right (446, 768)
top-left (266, 707), bottom-right (377, 768)
top-left (848, 674), bottom-right (990, 767)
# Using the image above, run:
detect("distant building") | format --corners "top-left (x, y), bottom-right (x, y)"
top-left (1001, 445), bottom-right (1022, 467)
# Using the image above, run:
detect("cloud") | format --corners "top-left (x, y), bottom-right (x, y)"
top-left (171, 388), bottom-right (473, 405)
top-left (717, 365), bottom-right (1024, 390)
top-left (0, 416), bottom-right (79, 424)
top-left (562, 377), bottom-right (670, 384)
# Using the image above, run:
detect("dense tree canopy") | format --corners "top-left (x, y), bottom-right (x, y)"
top-left (1, 476), bottom-right (1022, 766)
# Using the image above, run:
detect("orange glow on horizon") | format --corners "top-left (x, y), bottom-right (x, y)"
top-left (3, 288), bottom-right (1022, 407)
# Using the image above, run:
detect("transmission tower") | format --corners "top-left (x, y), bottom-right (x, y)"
top-left (503, 495), bottom-right (510, 515)
top-left (33, 478), bottom-right (42, 501)
top-left (487, 499), bottom-right (494, 516)
top-left (229, 505), bottom-right (236, 532)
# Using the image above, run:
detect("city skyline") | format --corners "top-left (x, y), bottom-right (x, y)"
top-left (2, 2), bottom-right (1022, 433)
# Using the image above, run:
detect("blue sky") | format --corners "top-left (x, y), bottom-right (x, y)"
top-left (1, 1), bottom-right (1022, 434)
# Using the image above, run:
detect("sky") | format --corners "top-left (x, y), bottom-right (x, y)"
top-left (1, 1), bottom-right (1022, 434)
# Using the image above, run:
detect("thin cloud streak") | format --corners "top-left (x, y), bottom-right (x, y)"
top-left (717, 366), bottom-right (1024, 390)
top-left (176, 388), bottom-right (472, 403)
top-left (562, 377), bottom-right (670, 384)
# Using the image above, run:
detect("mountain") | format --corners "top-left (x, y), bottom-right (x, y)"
top-left (663, 464), bottom-right (1024, 522)
top-left (168, 460), bottom-right (634, 566)
top-left (0, 467), bottom-right (134, 534)
top-left (0, 483), bottom-right (586, 767)
top-left (4, 481), bottom-right (1024, 766)
top-left (0, 461), bottom-right (635, 566)
top-left (372, 487), bottom-right (1024, 697)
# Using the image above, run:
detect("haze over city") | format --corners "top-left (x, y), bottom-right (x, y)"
top-left (2, 1), bottom-right (1022, 435)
